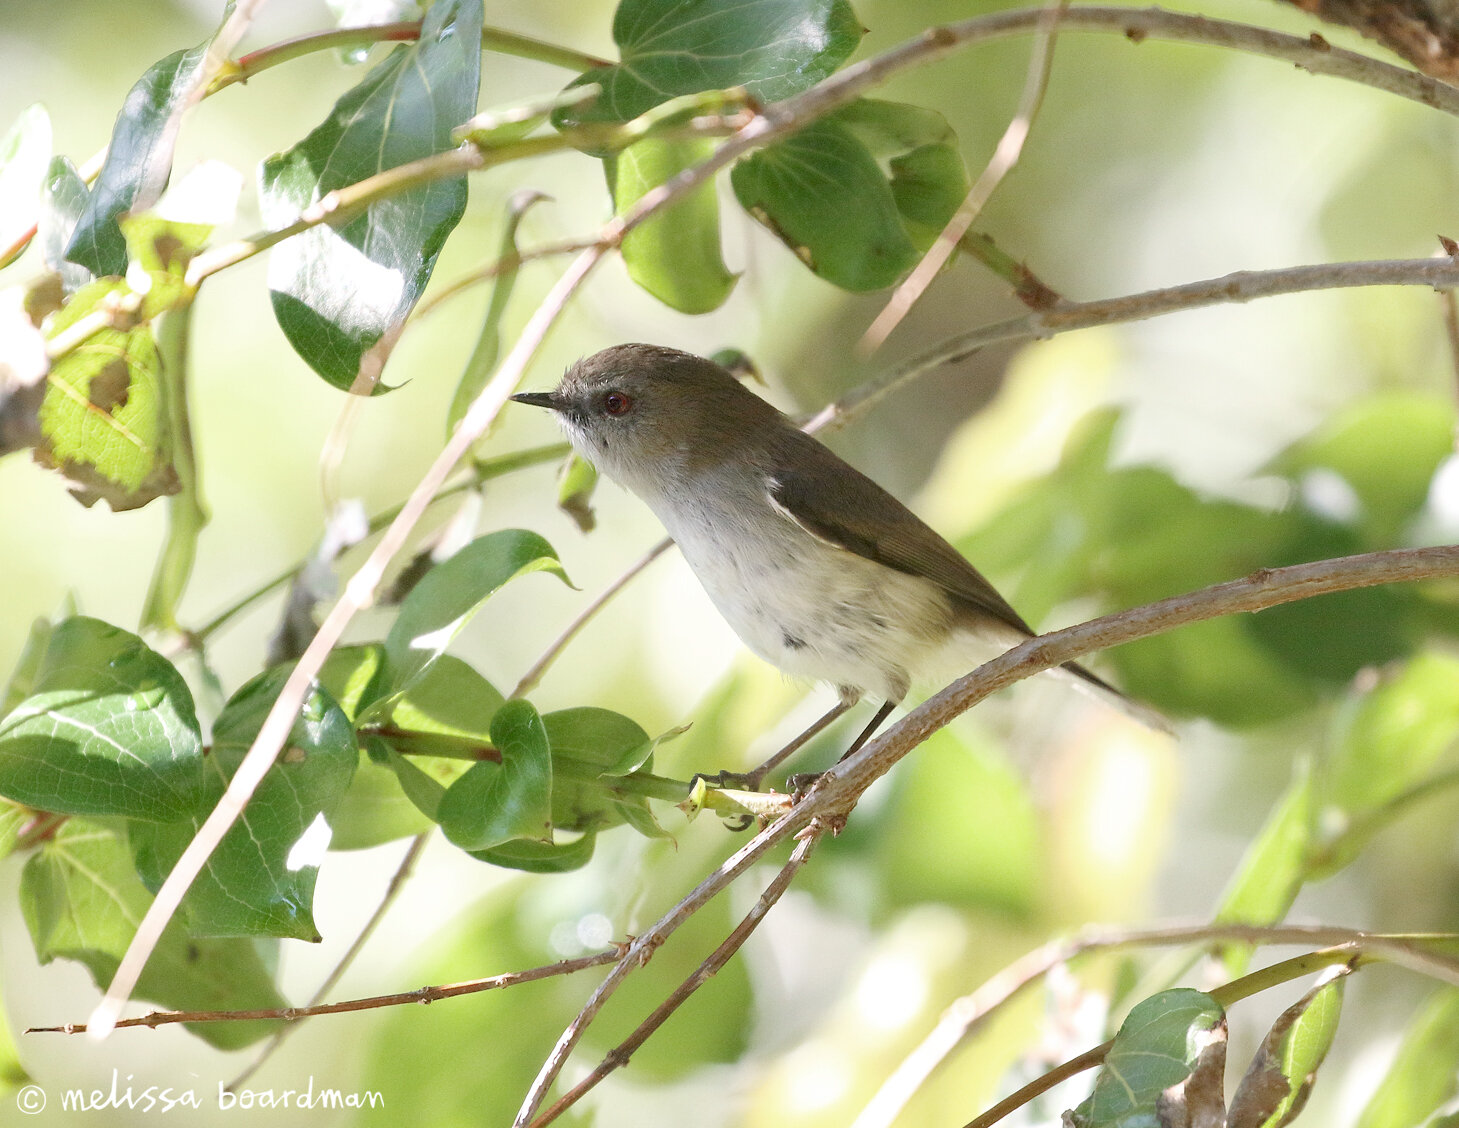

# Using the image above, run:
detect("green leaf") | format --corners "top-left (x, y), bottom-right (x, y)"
top-left (1355, 987), bottom-right (1459, 1128)
top-left (437, 699), bottom-right (553, 850)
top-left (1214, 767), bottom-right (1314, 975)
top-left (470, 832), bottom-right (597, 872)
top-left (556, 452), bottom-right (599, 534)
top-left (1325, 652), bottom-right (1459, 814)
top-left (129, 667), bottom-right (358, 939)
top-left (317, 643), bottom-right (387, 721)
top-left (1228, 970), bottom-right (1346, 1128)
top-left (1248, 515), bottom-right (1413, 684)
top-left (730, 99), bottom-right (968, 291)
top-left (1, 615), bottom-right (56, 718)
top-left (610, 136), bottom-right (736, 312)
top-left (329, 748), bottom-right (436, 850)
top-left (65, 5), bottom-right (236, 276)
top-left (259, 0), bottom-right (482, 391)
top-left (553, 0), bottom-right (862, 131)
top-left (379, 530), bottom-right (569, 702)
top-left (1276, 393), bottom-right (1455, 543)
top-left (36, 277), bottom-right (180, 509)
top-left (22, 820), bottom-right (285, 1048)
top-left (835, 99), bottom-right (970, 248)
top-left (0, 105), bottom-right (52, 269)
top-left (732, 117), bottom-right (918, 291)
top-left (338, 653), bottom-right (501, 845)
top-left (0, 616), bottom-right (205, 820)
top-left (375, 653), bottom-right (505, 754)
top-left (1070, 989), bottom-right (1226, 1127)
top-left (0, 803), bottom-right (29, 861)
top-left (119, 211), bottom-right (211, 311)
top-left (543, 707), bottom-right (653, 833)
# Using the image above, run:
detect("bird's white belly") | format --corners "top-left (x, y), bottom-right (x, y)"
top-left (659, 501), bottom-right (952, 703)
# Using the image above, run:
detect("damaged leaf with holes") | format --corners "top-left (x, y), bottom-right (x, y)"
top-left (35, 214), bottom-right (211, 510)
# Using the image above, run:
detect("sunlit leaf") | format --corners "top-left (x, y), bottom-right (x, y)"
top-left (1325, 651), bottom-right (1459, 813)
top-left (36, 278), bottom-right (178, 509)
top-left (610, 136), bottom-right (736, 313)
top-left (1355, 986), bottom-right (1459, 1128)
top-left (1214, 767), bottom-right (1314, 975)
top-left (259, 0), bottom-right (482, 390)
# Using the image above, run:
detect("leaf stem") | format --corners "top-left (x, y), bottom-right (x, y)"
top-left (141, 305), bottom-right (209, 634)
top-left (213, 23), bottom-right (609, 95)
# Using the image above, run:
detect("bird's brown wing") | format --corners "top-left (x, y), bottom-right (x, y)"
top-left (765, 435), bottom-right (1036, 638)
top-left (765, 437), bottom-right (1164, 724)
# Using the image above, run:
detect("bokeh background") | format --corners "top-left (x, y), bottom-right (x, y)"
top-left (3, 0), bottom-right (1458, 1124)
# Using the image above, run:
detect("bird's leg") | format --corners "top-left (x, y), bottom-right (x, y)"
top-left (787, 699), bottom-right (897, 795)
top-left (693, 695), bottom-right (857, 794)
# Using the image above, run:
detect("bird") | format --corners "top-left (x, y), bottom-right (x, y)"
top-left (512, 343), bottom-right (1156, 786)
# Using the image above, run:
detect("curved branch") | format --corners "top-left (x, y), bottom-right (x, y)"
top-left (808, 255), bottom-right (1459, 431)
top-left (512, 545), bottom-right (1459, 1123)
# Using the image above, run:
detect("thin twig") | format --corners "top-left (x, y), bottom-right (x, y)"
top-left (510, 546), bottom-right (1459, 1125)
top-left (1439, 284), bottom-right (1459, 409)
top-left (853, 923), bottom-right (1454, 1128)
top-left (807, 253), bottom-right (1459, 433)
top-left (528, 835), bottom-right (819, 1127)
top-left (226, 831), bottom-right (432, 1090)
top-left (32, 948), bottom-right (620, 1033)
top-left (860, 0), bottom-right (1069, 353)
top-left (511, 538), bottom-right (673, 699)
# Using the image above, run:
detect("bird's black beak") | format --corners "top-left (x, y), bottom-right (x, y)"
top-left (510, 390), bottom-right (562, 411)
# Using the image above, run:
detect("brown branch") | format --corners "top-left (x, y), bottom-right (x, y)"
top-left (31, 949), bottom-right (620, 1034)
top-left (808, 253), bottom-right (1459, 432)
top-left (1273, 0), bottom-right (1459, 80)
top-left (527, 836), bottom-right (819, 1127)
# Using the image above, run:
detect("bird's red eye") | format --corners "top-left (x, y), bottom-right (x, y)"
top-left (603, 391), bottom-right (633, 416)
